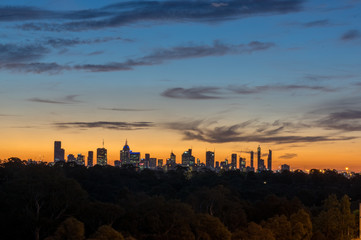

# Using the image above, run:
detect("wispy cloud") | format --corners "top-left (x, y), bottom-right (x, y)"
top-left (10, 1), bottom-right (304, 32)
top-left (317, 110), bottom-right (361, 132)
top-left (279, 153), bottom-right (298, 159)
top-left (341, 29), bottom-right (361, 41)
top-left (161, 84), bottom-right (334, 99)
top-left (164, 119), bottom-right (354, 144)
top-left (54, 121), bottom-right (154, 130)
top-left (304, 74), bottom-right (356, 81)
top-left (161, 87), bottom-right (223, 99)
top-left (0, 43), bottom-right (49, 64)
top-left (44, 36), bottom-right (130, 48)
top-left (27, 95), bottom-right (80, 104)
top-left (99, 107), bottom-right (155, 112)
top-left (0, 40), bottom-right (273, 73)
top-left (75, 41), bottom-right (275, 72)
top-left (302, 19), bottom-right (332, 28)
top-left (229, 84), bottom-right (334, 94)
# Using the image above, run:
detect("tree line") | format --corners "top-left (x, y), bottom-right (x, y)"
top-left (0, 158), bottom-right (359, 240)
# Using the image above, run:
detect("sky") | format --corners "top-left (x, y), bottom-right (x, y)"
top-left (1, 0), bottom-right (361, 171)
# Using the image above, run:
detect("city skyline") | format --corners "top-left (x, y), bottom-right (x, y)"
top-left (1, 0), bottom-right (361, 171)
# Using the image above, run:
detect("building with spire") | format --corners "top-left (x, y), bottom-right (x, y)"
top-left (97, 140), bottom-right (107, 166)
top-left (267, 149), bottom-right (272, 171)
top-left (120, 140), bottom-right (140, 167)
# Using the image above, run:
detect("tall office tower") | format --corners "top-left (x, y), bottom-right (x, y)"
top-left (97, 147), bottom-right (107, 166)
top-left (205, 151), bottom-right (215, 168)
top-left (258, 159), bottom-right (265, 171)
top-left (120, 140), bottom-right (130, 165)
top-left (130, 152), bottom-right (140, 166)
top-left (257, 146), bottom-right (261, 171)
top-left (76, 154), bottom-right (85, 165)
top-left (170, 152), bottom-right (176, 165)
top-left (149, 158), bottom-right (157, 169)
top-left (240, 157), bottom-right (246, 171)
top-left (182, 149), bottom-right (195, 166)
top-left (54, 141), bottom-right (65, 162)
top-left (87, 151), bottom-right (93, 167)
top-left (158, 159), bottom-right (163, 168)
top-left (145, 153), bottom-right (150, 168)
top-left (250, 151), bottom-right (254, 168)
top-left (267, 149), bottom-right (272, 171)
top-left (231, 153), bottom-right (237, 169)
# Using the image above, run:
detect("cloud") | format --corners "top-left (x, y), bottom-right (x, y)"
top-left (161, 87), bottom-right (223, 99)
top-left (99, 107), bottom-right (155, 112)
top-left (54, 121), bottom-right (154, 130)
top-left (304, 74), bottom-right (355, 81)
top-left (161, 84), bottom-right (334, 100)
top-left (44, 36), bottom-right (129, 48)
top-left (0, 40), bottom-right (273, 73)
top-left (12, 1), bottom-right (304, 32)
top-left (341, 29), bottom-right (361, 41)
top-left (317, 110), bottom-right (361, 132)
top-left (1, 62), bottom-right (69, 74)
top-left (0, 43), bottom-right (49, 64)
top-left (229, 84), bottom-right (334, 94)
top-left (28, 95), bottom-right (80, 104)
top-left (279, 153), bottom-right (298, 159)
top-left (302, 19), bottom-right (331, 28)
top-left (164, 119), bottom-right (354, 144)
top-left (75, 41), bottom-right (275, 72)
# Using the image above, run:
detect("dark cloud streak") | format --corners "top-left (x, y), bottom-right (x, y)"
top-left (10, 0), bottom-right (304, 32)
top-left (54, 121), bottom-right (154, 130)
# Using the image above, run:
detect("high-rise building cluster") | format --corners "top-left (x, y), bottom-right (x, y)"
top-left (53, 140), bottom-right (281, 172)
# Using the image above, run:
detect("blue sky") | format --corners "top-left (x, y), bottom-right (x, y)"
top-left (1, 0), bottom-right (361, 170)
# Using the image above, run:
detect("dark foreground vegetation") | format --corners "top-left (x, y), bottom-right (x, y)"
top-left (1, 158), bottom-right (360, 240)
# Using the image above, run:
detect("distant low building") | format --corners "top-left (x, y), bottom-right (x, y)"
top-left (281, 164), bottom-right (290, 172)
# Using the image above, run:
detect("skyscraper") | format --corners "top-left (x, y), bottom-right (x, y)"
top-left (120, 140), bottom-right (130, 165)
top-left (87, 151), bottom-right (93, 167)
top-left (267, 149), bottom-right (272, 171)
top-left (206, 151), bottom-right (215, 169)
top-left (97, 147), bottom-right (107, 166)
top-left (231, 153), bottom-right (237, 169)
top-left (76, 154), bottom-right (85, 165)
top-left (54, 141), bottom-right (65, 162)
top-left (250, 151), bottom-right (254, 168)
top-left (182, 149), bottom-right (195, 166)
top-left (257, 145), bottom-right (261, 171)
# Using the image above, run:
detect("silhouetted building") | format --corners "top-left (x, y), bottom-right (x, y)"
top-left (114, 160), bottom-right (121, 167)
top-left (97, 147), bottom-right (107, 166)
top-left (87, 151), bottom-right (93, 167)
top-left (149, 158), bottom-right (157, 169)
top-left (130, 152), bottom-right (140, 166)
top-left (54, 141), bottom-right (65, 162)
top-left (158, 159), bottom-right (163, 168)
top-left (257, 146), bottom-right (261, 171)
top-left (67, 154), bottom-right (76, 162)
top-left (250, 151), bottom-right (254, 168)
top-left (120, 140), bottom-right (130, 165)
top-left (206, 151), bottom-right (215, 169)
top-left (267, 149), bottom-right (272, 171)
top-left (168, 152), bottom-right (176, 165)
top-left (144, 153), bottom-right (150, 168)
top-left (281, 164), bottom-right (290, 172)
top-left (240, 157), bottom-right (246, 172)
top-left (182, 149), bottom-right (195, 166)
top-left (231, 153), bottom-right (237, 169)
top-left (258, 159), bottom-right (266, 171)
top-left (76, 154), bottom-right (85, 165)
